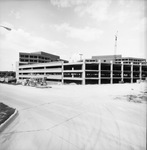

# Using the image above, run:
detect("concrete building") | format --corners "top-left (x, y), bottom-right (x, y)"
top-left (92, 55), bottom-right (146, 64)
top-left (19, 51), bottom-right (68, 64)
top-left (16, 53), bottom-right (147, 84)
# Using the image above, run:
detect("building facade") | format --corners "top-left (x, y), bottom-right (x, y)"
top-left (16, 58), bottom-right (147, 85)
top-left (19, 51), bottom-right (61, 64)
top-left (92, 55), bottom-right (146, 64)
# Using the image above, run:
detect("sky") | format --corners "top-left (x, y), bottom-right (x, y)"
top-left (0, 0), bottom-right (146, 71)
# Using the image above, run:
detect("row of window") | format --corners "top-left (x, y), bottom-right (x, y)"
top-left (20, 55), bottom-right (53, 60)
top-left (19, 67), bottom-right (147, 71)
top-left (116, 59), bottom-right (145, 62)
top-left (19, 72), bottom-right (146, 78)
top-left (19, 73), bottom-right (61, 75)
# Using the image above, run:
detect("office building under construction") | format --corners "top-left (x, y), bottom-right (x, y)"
top-left (16, 52), bottom-right (147, 85)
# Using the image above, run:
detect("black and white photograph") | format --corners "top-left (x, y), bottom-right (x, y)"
top-left (0, 0), bottom-right (146, 149)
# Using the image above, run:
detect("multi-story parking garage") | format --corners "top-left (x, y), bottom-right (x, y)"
top-left (16, 58), bottom-right (147, 85)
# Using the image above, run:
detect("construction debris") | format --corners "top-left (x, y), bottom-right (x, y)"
top-left (21, 77), bottom-right (51, 88)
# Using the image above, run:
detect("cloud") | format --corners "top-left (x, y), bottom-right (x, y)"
top-left (0, 27), bottom-right (67, 50)
top-left (50, 0), bottom-right (145, 24)
top-left (50, 0), bottom-right (88, 8)
top-left (50, 0), bottom-right (71, 7)
top-left (132, 18), bottom-right (147, 32)
top-left (54, 23), bottom-right (103, 41)
top-left (50, 0), bottom-right (111, 21)
top-left (118, 0), bottom-right (146, 21)
top-left (9, 10), bottom-right (21, 19)
top-left (117, 11), bottom-right (128, 23)
top-left (0, 26), bottom-right (67, 70)
top-left (75, 0), bottom-right (111, 21)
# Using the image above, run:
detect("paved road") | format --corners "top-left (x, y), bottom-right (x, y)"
top-left (0, 83), bottom-right (146, 150)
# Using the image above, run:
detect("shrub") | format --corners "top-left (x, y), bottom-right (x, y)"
top-left (0, 103), bottom-right (15, 125)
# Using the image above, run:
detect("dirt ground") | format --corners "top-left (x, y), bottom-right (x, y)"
top-left (0, 82), bottom-right (146, 150)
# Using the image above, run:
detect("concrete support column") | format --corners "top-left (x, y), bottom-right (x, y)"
top-left (37, 56), bottom-right (39, 63)
top-left (16, 62), bottom-right (19, 81)
top-left (61, 61), bottom-right (64, 84)
top-left (44, 67), bottom-right (46, 76)
top-left (28, 55), bottom-right (30, 62)
top-left (139, 63), bottom-right (142, 80)
top-left (82, 60), bottom-right (85, 85)
top-left (121, 62), bottom-right (124, 82)
top-left (98, 60), bottom-right (101, 84)
top-left (110, 61), bottom-right (113, 84)
top-left (131, 62), bottom-right (133, 83)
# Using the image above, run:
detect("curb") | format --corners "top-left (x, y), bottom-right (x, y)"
top-left (0, 109), bottom-right (18, 132)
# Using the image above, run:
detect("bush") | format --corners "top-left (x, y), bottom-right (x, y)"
top-left (0, 103), bottom-right (15, 125)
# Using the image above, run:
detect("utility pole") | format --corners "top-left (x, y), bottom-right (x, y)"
top-left (114, 31), bottom-right (118, 63)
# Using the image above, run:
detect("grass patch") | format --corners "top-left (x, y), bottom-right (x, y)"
top-left (0, 103), bottom-right (15, 125)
